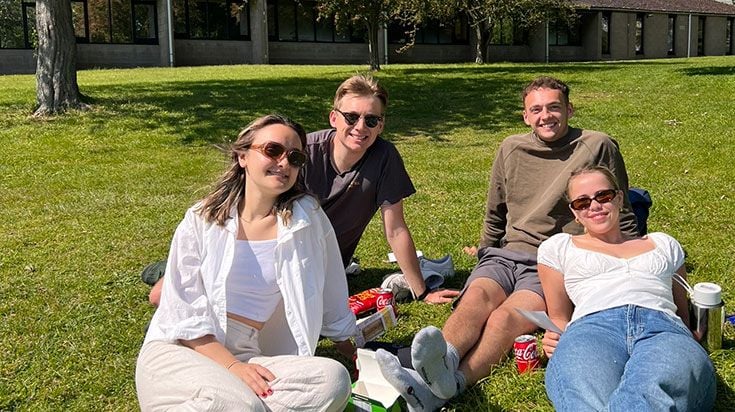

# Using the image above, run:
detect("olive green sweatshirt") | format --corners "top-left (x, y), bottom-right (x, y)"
top-left (480, 127), bottom-right (639, 255)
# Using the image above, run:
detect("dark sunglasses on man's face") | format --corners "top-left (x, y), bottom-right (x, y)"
top-left (569, 189), bottom-right (618, 211)
top-left (249, 141), bottom-right (307, 168)
top-left (335, 109), bottom-right (383, 128)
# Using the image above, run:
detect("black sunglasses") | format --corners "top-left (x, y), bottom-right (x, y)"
top-left (569, 189), bottom-right (618, 211)
top-left (249, 141), bottom-right (307, 168)
top-left (335, 109), bottom-right (383, 128)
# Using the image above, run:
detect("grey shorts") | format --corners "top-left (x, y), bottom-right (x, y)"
top-left (457, 246), bottom-right (543, 303)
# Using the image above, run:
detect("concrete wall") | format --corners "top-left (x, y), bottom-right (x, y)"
top-left (608, 12), bottom-right (631, 60)
top-left (76, 44), bottom-right (161, 69)
top-left (269, 42), bottom-right (370, 65)
top-left (388, 44), bottom-right (471, 64)
top-left (486, 45), bottom-right (535, 62)
top-left (644, 14), bottom-right (670, 58)
top-left (705, 16), bottom-right (729, 55)
top-left (0, 50), bottom-right (35, 74)
top-left (581, 13), bottom-right (600, 60)
top-left (174, 40), bottom-right (253, 66)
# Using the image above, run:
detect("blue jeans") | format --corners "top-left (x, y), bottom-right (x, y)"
top-left (546, 305), bottom-right (716, 412)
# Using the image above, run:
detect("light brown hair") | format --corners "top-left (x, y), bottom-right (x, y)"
top-left (333, 74), bottom-right (388, 114)
top-left (197, 114), bottom-right (308, 226)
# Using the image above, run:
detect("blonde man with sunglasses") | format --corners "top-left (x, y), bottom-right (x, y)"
top-left (376, 76), bottom-right (640, 411)
top-left (304, 75), bottom-right (460, 305)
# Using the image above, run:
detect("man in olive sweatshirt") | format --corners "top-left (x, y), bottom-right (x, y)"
top-left (376, 76), bottom-right (639, 411)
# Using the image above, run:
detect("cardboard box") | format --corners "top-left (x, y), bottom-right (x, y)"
top-left (345, 349), bottom-right (401, 412)
top-left (355, 305), bottom-right (398, 348)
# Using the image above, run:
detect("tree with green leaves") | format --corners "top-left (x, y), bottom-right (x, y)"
top-left (408, 0), bottom-right (577, 63)
top-left (34, 0), bottom-right (86, 116)
top-left (314, 0), bottom-right (387, 71)
top-left (462, 0), bottom-right (577, 63)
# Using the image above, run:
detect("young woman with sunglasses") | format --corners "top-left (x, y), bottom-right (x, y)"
top-left (538, 166), bottom-right (715, 411)
top-left (135, 114), bottom-right (357, 411)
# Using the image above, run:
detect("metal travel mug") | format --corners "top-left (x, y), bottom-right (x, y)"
top-left (690, 282), bottom-right (724, 351)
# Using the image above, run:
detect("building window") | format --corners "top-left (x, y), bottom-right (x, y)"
top-left (549, 18), bottom-right (580, 46)
top-left (173, 0), bottom-right (248, 40)
top-left (22, 1), bottom-right (37, 48)
top-left (635, 13), bottom-right (644, 54)
top-left (72, 0), bottom-right (90, 43)
top-left (601, 11), bottom-right (611, 55)
top-left (488, 18), bottom-right (527, 46)
top-left (133, 0), bottom-right (156, 43)
top-left (697, 16), bottom-right (705, 55)
top-left (0, 0), bottom-right (29, 48)
top-left (388, 16), bottom-right (469, 45)
top-left (727, 18), bottom-right (733, 55)
top-left (268, 0), bottom-right (361, 43)
top-left (667, 15), bottom-right (675, 56)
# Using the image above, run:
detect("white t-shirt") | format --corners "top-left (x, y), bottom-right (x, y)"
top-left (537, 232), bottom-right (685, 325)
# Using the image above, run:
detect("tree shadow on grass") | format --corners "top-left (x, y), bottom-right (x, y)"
top-left (679, 66), bottom-right (735, 77)
top-left (79, 61), bottom-right (679, 149)
top-left (79, 72), bottom-right (528, 147)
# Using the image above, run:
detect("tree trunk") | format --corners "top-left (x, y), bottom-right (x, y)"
top-left (474, 24), bottom-right (485, 64)
top-left (34, 0), bottom-right (86, 116)
top-left (366, 20), bottom-right (381, 71)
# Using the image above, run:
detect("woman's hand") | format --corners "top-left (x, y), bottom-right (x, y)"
top-left (229, 362), bottom-right (276, 398)
top-left (541, 330), bottom-right (561, 359)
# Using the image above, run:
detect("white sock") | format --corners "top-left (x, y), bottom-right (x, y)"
top-left (375, 349), bottom-right (448, 412)
top-left (411, 326), bottom-right (462, 399)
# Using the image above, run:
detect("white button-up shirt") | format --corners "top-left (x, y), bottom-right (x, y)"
top-left (144, 196), bottom-right (357, 356)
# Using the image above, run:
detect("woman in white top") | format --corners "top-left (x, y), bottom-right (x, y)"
top-left (135, 114), bottom-right (357, 412)
top-left (538, 166), bottom-right (715, 411)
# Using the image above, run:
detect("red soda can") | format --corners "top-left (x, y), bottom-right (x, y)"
top-left (513, 334), bottom-right (540, 373)
top-left (375, 288), bottom-right (397, 316)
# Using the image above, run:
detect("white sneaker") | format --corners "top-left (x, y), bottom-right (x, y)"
top-left (419, 255), bottom-right (454, 279)
top-left (381, 271), bottom-right (445, 302)
top-left (345, 257), bottom-right (361, 276)
top-left (381, 272), bottom-right (412, 302)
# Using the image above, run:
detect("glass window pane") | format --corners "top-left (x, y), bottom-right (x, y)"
top-left (267, 1), bottom-right (275, 38)
top-left (1, 0), bottom-right (25, 48)
top-left (173, 0), bottom-right (187, 35)
top-left (635, 14), bottom-right (643, 53)
top-left (296, 2), bottom-right (313, 41)
top-left (230, 1), bottom-right (248, 38)
top-left (277, 0), bottom-right (295, 40)
top-left (454, 18), bottom-right (468, 43)
top-left (208, 0), bottom-right (227, 39)
top-left (88, 0), bottom-right (111, 42)
top-left (438, 22), bottom-right (452, 44)
top-left (421, 23), bottom-right (438, 44)
top-left (71, 1), bottom-right (87, 40)
top-left (110, 0), bottom-right (133, 43)
top-left (134, 3), bottom-right (156, 39)
top-left (189, 0), bottom-right (206, 38)
top-left (315, 16), bottom-right (333, 42)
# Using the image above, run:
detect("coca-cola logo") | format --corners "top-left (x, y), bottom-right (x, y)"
top-left (514, 343), bottom-right (538, 361)
top-left (376, 295), bottom-right (393, 307)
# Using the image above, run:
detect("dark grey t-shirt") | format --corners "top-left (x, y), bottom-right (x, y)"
top-left (303, 129), bottom-right (416, 267)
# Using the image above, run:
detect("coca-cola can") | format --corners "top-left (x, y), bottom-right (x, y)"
top-left (513, 334), bottom-right (539, 373)
top-left (375, 288), bottom-right (396, 316)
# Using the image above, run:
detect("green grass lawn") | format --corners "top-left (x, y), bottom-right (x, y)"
top-left (1, 58), bottom-right (734, 411)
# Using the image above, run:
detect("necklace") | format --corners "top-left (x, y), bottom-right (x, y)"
top-left (240, 213), bottom-right (273, 224)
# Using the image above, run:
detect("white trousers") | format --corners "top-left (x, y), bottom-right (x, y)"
top-left (135, 318), bottom-right (351, 411)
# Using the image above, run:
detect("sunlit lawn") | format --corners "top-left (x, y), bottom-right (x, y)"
top-left (1, 57), bottom-right (734, 410)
